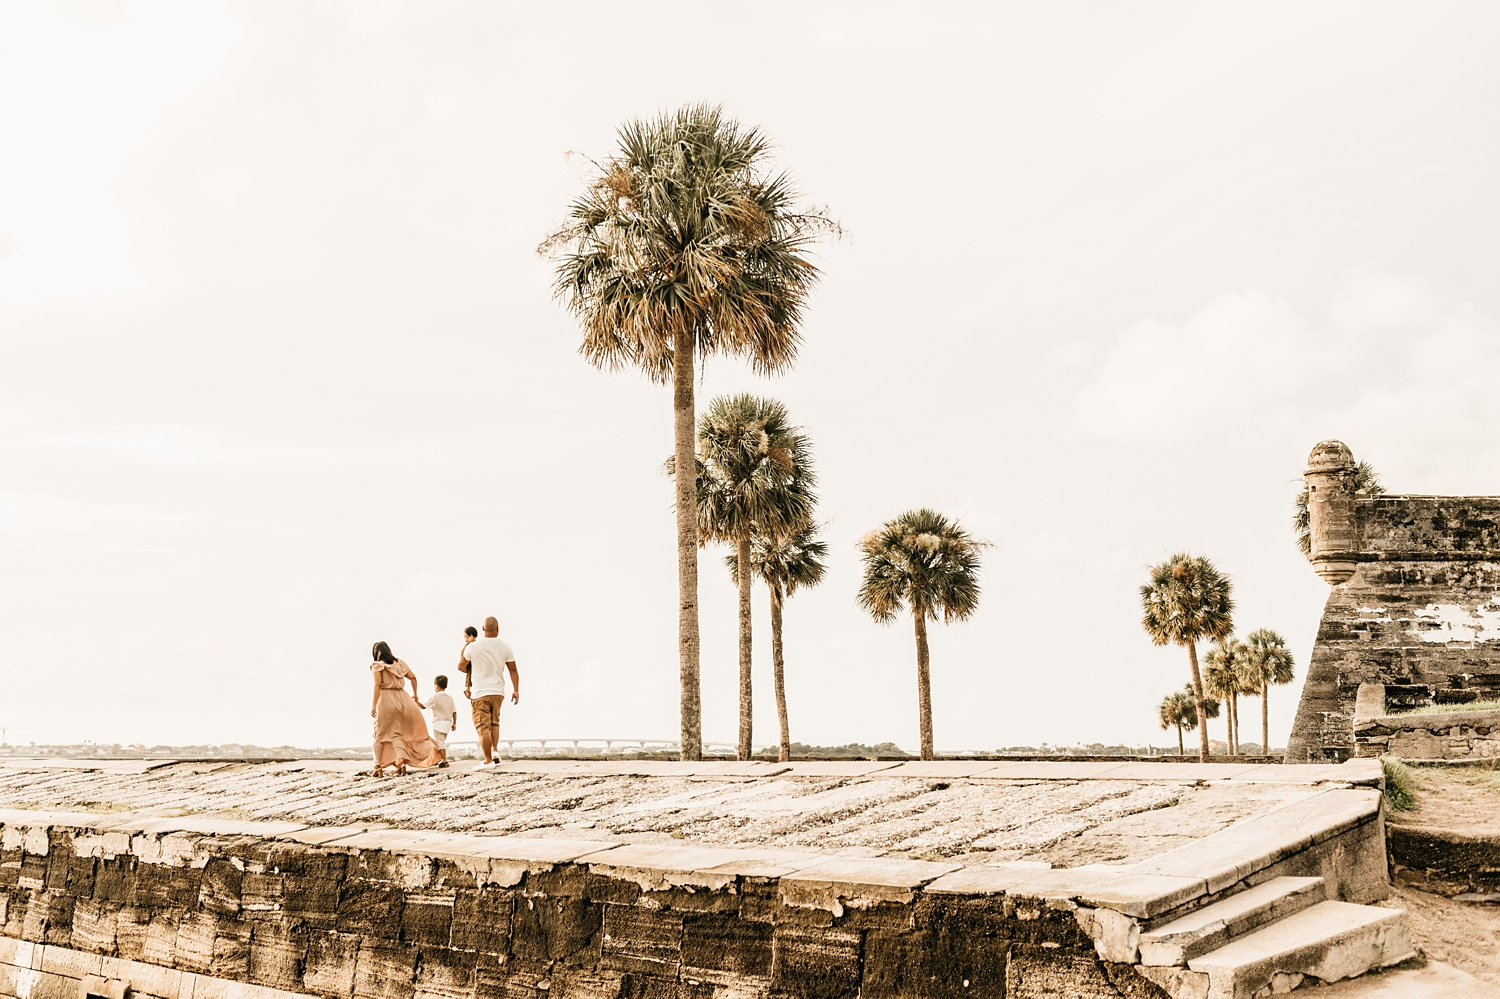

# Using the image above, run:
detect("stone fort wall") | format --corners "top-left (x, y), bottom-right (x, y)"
top-left (1287, 441), bottom-right (1500, 762)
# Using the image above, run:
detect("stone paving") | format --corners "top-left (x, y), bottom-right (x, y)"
top-left (0, 759), bottom-right (1380, 869)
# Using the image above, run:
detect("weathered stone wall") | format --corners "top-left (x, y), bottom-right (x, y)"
top-left (1289, 441), bottom-right (1500, 762)
top-left (0, 814), bottom-right (1161, 999)
top-left (1351, 684), bottom-right (1500, 760)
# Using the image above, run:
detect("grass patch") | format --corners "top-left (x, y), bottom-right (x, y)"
top-left (1382, 757), bottom-right (1418, 812)
top-left (1392, 698), bottom-right (1500, 716)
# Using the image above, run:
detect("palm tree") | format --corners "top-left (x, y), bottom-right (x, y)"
top-left (1294, 460), bottom-right (1383, 556)
top-left (694, 394), bottom-right (817, 759)
top-left (728, 520), bottom-right (828, 761)
top-left (1204, 638), bottom-right (1247, 755)
top-left (543, 105), bottom-right (836, 760)
top-left (1158, 689), bottom-right (1197, 755)
top-left (1239, 628), bottom-right (1296, 755)
top-left (1140, 553), bottom-right (1235, 762)
top-left (857, 509), bottom-right (987, 760)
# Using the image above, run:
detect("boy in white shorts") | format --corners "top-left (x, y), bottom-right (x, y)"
top-left (428, 674), bottom-right (457, 767)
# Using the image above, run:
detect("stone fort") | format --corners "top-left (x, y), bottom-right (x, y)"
top-left (1288, 439), bottom-right (1500, 762)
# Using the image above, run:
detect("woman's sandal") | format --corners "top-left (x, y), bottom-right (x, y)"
top-left (372, 768), bottom-right (386, 778)
top-left (394, 764), bottom-right (408, 776)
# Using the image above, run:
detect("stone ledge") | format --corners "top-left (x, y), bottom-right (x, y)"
top-left (1129, 788), bottom-right (1382, 894)
top-left (0, 786), bottom-right (1384, 922)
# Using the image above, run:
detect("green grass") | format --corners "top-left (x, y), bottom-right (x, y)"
top-left (1392, 698), bottom-right (1500, 716)
top-left (1381, 757), bottom-right (1418, 812)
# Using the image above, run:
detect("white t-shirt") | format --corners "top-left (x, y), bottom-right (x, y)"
top-left (464, 636), bottom-right (515, 698)
top-left (428, 691), bottom-right (456, 733)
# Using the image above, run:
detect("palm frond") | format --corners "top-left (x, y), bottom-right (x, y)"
top-left (1139, 553), bottom-right (1235, 649)
top-left (856, 509), bottom-right (989, 625)
top-left (541, 104), bottom-right (838, 383)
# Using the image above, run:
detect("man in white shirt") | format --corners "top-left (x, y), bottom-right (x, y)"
top-left (459, 615), bottom-right (520, 769)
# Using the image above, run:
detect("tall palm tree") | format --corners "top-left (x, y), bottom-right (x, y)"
top-left (728, 520), bottom-right (828, 761)
top-left (694, 395), bottom-right (817, 759)
top-left (1293, 460), bottom-right (1383, 556)
top-left (1239, 628), bottom-right (1296, 755)
top-left (1158, 689), bottom-right (1197, 755)
top-left (1204, 638), bottom-right (1247, 755)
top-left (543, 105), bottom-right (836, 760)
top-left (857, 509), bottom-right (987, 761)
top-left (1141, 553), bottom-right (1235, 763)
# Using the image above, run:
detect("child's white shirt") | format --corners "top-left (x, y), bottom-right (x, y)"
top-left (429, 691), bottom-right (457, 733)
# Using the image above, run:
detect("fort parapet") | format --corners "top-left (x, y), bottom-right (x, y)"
top-left (1288, 440), bottom-right (1500, 762)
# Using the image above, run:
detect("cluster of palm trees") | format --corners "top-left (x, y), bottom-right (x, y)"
top-left (1142, 553), bottom-right (1296, 760)
top-left (544, 104), bottom-right (984, 761)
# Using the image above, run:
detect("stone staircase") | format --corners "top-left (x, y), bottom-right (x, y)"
top-left (1134, 875), bottom-right (1416, 998)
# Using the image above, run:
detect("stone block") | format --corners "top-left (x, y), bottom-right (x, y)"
top-left (473, 960), bottom-right (546, 999)
top-left (450, 888), bottom-right (513, 955)
top-left (1005, 945), bottom-right (1120, 998)
top-left (413, 948), bottom-right (476, 999)
top-left (22, 969), bottom-right (76, 999)
top-left (199, 860), bottom-right (243, 915)
top-left (99, 956), bottom-right (184, 999)
top-left (0, 936), bottom-right (34, 967)
top-left (780, 857), bottom-right (960, 911)
top-left (142, 912), bottom-right (180, 967)
top-left (336, 882), bottom-right (405, 939)
top-left (401, 891), bottom-right (455, 948)
top-left (523, 867), bottom-right (639, 907)
top-left (92, 860), bottom-right (135, 906)
top-left (247, 922), bottom-right (307, 993)
top-left (239, 873), bottom-right (283, 915)
top-left (598, 905), bottom-right (681, 977)
top-left (27, 893), bottom-right (73, 946)
top-left (39, 944), bottom-right (102, 979)
top-left (549, 968), bottom-right (629, 999)
top-left (211, 918), bottom-right (250, 980)
top-left (510, 894), bottom-right (600, 966)
top-left (353, 941), bottom-right (418, 999)
top-left (133, 866), bottom-right (202, 911)
top-left (20, 855), bottom-right (47, 891)
top-left (69, 899), bottom-right (119, 954)
top-left (348, 850), bottom-right (435, 891)
top-left (680, 913), bottom-right (772, 986)
top-left (770, 925), bottom-right (861, 999)
top-left (303, 932), bottom-right (360, 998)
top-left (175, 912), bottom-right (220, 973)
top-left (113, 908), bottom-right (150, 962)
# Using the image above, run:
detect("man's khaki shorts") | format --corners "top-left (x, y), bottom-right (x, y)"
top-left (472, 694), bottom-right (504, 730)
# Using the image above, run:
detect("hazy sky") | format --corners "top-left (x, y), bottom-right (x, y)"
top-left (4, 1), bottom-right (1500, 753)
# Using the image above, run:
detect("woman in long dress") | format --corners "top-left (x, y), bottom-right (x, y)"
top-left (369, 641), bottom-right (441, 776)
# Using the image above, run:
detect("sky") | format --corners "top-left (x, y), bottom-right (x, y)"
top-left (3, 1), bottom-right (1500, 753)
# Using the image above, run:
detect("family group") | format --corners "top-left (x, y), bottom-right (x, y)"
top-left (368, 615), bottom-right (520, 776)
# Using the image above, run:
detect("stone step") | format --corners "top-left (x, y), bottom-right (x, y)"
top-left (1185, 900), bottom-right (1415, 999)
top-left (1138, 876), bottom-right (1327, 966)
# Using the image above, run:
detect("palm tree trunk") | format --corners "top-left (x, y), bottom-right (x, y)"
top-left (1262, 679), bottom-right (1270, 756)
top-left (1187, 642), bottom-right (1210, 763)
top-left (770, 584), bottom-right (790, 762)
top-left (672, 329), bottom-right (702, 761)
top-left (1229, 692), bottom-right (1238, 756)
top-left (914, 612), bottom-right (934, 761)
top-left (1175, 722), bottom-right (1183, 756)
top-left (736, 530), bottom-right (754, 760)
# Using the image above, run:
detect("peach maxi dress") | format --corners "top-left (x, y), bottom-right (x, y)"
top-left (371, 659), bottom-right (440, 770)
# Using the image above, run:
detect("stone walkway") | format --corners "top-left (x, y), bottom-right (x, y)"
top-left (0, 759), bottom-right (1380, 868)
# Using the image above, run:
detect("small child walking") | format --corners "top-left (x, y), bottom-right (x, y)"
top-left (428, 675), bottom-right (458, 768)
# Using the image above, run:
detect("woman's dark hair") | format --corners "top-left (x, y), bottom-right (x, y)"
top-left (372, 641), bottom-right (396, 664)
top-left (464, 626), bottom-right (478, 639)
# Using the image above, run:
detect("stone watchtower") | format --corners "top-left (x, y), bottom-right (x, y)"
top-left (1304, 440), bottom-right (1360, 585)
top-left (1286, 440), bottom-right (1500, 761)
